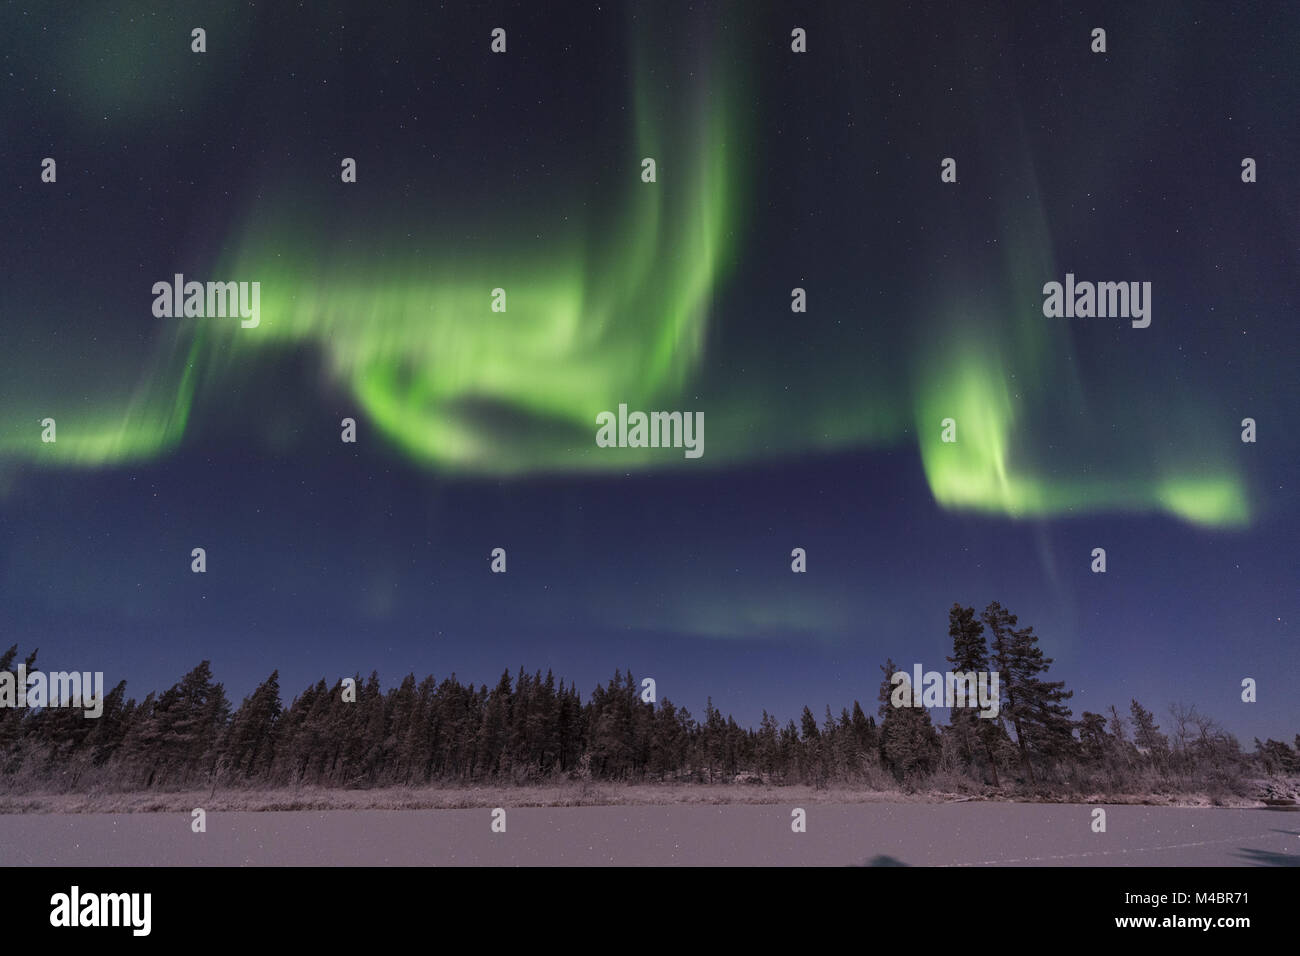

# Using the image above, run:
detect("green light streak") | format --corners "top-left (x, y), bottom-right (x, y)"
top-left (0, 26), bottom-right (1254, 528)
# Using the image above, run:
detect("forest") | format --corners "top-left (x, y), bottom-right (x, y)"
top-left (2, 601), bottom-right (1296, 798)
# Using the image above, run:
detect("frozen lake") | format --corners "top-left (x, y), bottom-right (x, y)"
top-left (1, 803), bottom-right (1295, 866)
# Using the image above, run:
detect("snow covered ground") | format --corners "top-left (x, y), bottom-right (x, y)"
top-left (1, 802), bottom-right (1296, 866)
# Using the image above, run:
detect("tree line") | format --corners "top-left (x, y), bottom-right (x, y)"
top-left (1, 601), bottom-right (1296, 795)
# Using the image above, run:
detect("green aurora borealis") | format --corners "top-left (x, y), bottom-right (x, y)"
top-left (0, 11), bottom-right (1256, 530)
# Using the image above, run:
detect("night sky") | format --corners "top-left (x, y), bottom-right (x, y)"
top-left (2, 1), bottom-right (1296, 743)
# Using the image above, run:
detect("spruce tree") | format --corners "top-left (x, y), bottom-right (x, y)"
top-left (1077, 712), bottom-right (1110, 763)
top-left (1129, 698), bottom-right (1168, 759)
top-left (984, 602), bottom-right (1074, 784)
top-left (876, 658), bottom-right (940, 781)
top-left (224, 670), bottom-right (282, 780)
top-left (946, 603), bottom-right (1001, 785)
